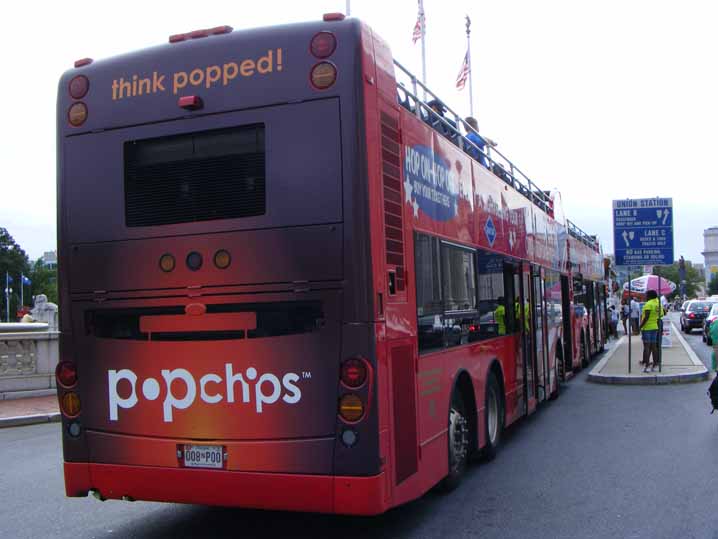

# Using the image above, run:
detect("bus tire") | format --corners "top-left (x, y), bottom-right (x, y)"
top-left (482, 371), bottom-right (504, 461)
top-left (440, 389), bottom-right (471, 492)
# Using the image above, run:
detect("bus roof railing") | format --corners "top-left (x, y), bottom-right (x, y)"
top-left (393, 59), bottom-right (554, 216)
top-left (567, 219), bottom-right (600, 251)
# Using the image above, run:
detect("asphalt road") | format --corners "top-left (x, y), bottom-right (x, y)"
top-left (3, 314), bottom-right (717, 539)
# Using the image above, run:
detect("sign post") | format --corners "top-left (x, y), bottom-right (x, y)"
top-left (613, 198), bottom-right (674, 374)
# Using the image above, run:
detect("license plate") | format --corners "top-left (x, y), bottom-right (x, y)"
top-left (182, 444), bottom-right (224, 469)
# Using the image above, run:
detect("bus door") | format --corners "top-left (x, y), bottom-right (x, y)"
top-left (560, 275), bottom-right (573, 371)
top-left (532, 267), bottom-right (548, 402)
top-left (520, 263), bottom-right (537, 415)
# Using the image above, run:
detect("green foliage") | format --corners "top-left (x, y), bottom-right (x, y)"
top-left (709, 273), bottom-right (718, 296)
top-left (0, 227), bottom-right (31, 320)
top-left (29, 259), bottom-right (58, 305)
top-left (654, 261), bottom-right (703, 299)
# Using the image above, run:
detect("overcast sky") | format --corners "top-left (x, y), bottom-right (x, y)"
top-left (1, 0), bottom-right (715, 263)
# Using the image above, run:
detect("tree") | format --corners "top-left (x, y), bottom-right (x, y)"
top-left (29, 258), bottom-right (58, 305)
top-left (654, 261), bottom-right (703, 299)
top-left (0, 227), bottom-right (31, 320)
top-left (709, 273), bottom-right (718, 296)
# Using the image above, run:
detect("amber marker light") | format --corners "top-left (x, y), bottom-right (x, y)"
top-left (159, 253), bottom-right (176, 272)
top-left (310, 62), bottom-right (337, 90)
top-left (61, 392), bottom-right (81, 417)
top-left (213, 249), bottom-right (231, 269)
top-left (68, 102), bottom-right (88, 126)
top-left (338, 394), bottom-right (364, 422)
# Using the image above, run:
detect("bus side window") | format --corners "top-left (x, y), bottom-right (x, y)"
top-left (477, 250), bottom-right (507, 340)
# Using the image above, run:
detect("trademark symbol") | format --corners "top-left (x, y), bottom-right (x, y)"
top-left (302, 371), bottom-right (312, 379)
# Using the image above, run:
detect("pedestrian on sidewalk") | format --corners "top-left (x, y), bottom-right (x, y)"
top-left (630, 297), bottom-right (641, 335)
top-left (609, 306), bottom-right (618, 338)
top-left (620, 299), bottom-right (630, 334)
top-left (640, 290), bottom-right (664, 372)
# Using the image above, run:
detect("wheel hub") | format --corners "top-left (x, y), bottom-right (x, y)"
top-left (449, 407), bottom-right (469, 472)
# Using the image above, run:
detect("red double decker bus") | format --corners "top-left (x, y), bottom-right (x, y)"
top-left (56, 14), bottom-right (606, 515)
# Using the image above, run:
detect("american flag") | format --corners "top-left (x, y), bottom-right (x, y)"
top-left (456, 50), bottom-right (470, 90)
top-left (412, 15), bottom-right (423, 44)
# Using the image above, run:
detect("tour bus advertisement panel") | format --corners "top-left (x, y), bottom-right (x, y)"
top-left (57, 19), bottom-right (362, 134)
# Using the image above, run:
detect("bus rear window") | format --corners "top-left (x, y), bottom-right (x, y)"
top-left (124, 124), bottom-right (265, 227)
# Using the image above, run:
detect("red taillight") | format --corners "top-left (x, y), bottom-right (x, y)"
top-left (69, 75), bottom-right (89, 99)
top-left (323, 12), bottom-right (346, 21)
top-left (178, 95), bottom-right (203, 110)
top-left (74, 58), bottom-right (93, 68)
top-left (310, 62), bottom-right (337, 90)
top-left (341, 358), bottom-right (368, 388)
top-left (310, 32), bottom-right (336, 58)
top-left (56, 361), bottom-right (78, 388)
top-left (689, 313), bottom-right (696, 318)
top-left (170, 25), bottom-right (233, 43)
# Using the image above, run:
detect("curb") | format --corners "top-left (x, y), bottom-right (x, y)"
top-left (0, 413), bottom-right (61, 429)
top-left (588, 321), bottom-right (709, 385)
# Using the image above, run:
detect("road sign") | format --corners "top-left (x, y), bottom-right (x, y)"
top-left (612, 198), bottom-right (674, 266)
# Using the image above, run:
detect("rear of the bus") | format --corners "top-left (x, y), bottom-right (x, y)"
top-left (56, 16), bottom-right (384, 514)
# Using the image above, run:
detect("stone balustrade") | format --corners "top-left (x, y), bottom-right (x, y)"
top-left (0, 323), bottom-right (59, 400)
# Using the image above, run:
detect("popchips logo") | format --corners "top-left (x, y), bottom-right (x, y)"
top-left (108, 364), bottom-right (305, 422)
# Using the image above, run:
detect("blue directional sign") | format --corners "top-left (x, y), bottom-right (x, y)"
top-left (612, 198), bottom-right (674, 266)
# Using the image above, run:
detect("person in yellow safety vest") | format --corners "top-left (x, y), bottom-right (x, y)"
top-left (639, 289), bottom-right (664, 373)
top-left (494, 297), bottom-right (506, 336)
top-left (515, 299), bottom-right (530, 332)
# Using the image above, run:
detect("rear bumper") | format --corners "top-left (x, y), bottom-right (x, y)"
top-left (64, 462), bottom-right (388, 515)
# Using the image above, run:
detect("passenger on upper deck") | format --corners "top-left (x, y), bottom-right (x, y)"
top-left (463, 117), bottom-right (496, 169)
top-left (426, 99), bottom-right (457, 141)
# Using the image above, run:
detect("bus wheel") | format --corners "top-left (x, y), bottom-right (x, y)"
top-left (482, 372), bottom-right (504, 461)
top-left (441, 391), bottom-right (470, 491)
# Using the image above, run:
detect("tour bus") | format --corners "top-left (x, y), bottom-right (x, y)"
top-left (566, 221), bottom-right (607, 371)
top-left (56, 14), bottom-right (606, 515)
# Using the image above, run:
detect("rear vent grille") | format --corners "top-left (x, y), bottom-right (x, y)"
top-left (125, 124), bottom-right (265, 227)
top-left (380, 112), bottom-right (405, 291)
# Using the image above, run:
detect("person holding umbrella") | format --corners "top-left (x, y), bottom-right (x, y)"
top-left (640, 290), bottom-right (664, 372)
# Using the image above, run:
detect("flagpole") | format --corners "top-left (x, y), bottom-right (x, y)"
top-left (419, 0), bottom-right (427, 99)
top-left (466, 15), bottom-right (474, 117)
top-left (346, 0), bottom-right (350, 16)
top-left (20, 274), bottom-right (24, 309)
top-left (5, 271), bottom-right (9, 323)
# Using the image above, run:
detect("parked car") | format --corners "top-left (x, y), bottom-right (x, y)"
top-left (681, 300), bottom-right (715, 333)
top-left (703, 303), bottom-right (718, 345)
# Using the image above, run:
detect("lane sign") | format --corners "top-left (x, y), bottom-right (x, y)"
top-left (612, 198), bottom-right (674, 266)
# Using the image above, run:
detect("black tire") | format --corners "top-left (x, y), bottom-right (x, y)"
top-left (708, 336), bottom-right (713, 346)
top-left (440, 389), bottom-right (471, 491)
top-left (580, 335), bottom-right (589, 368)
top-left (482, 372), bottom-right (504, 461)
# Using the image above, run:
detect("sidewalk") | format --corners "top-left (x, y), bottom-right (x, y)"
top-left (589, 321), bottom-right (709, 384)
top-left (0, 395), bottom-right (60, 428)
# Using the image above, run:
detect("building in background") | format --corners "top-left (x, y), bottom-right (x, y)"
top-left (41, 251), bottom-right (57, 270)
top-left (703, 227), bottom-right (718, 286)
